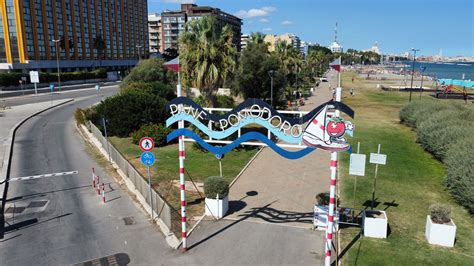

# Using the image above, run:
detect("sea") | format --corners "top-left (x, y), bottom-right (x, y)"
top-left (396, 61), bottom-right (474, 80)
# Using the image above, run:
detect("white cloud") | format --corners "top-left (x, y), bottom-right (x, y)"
top-left (161, 0), bottom-right (195, 3)
top-left (234, 6), bottom-right (277, 19)
top-left (262, 28), bottom-right (272, 32)
top-left (281, 20), bottom-right (293, 25)
top-left (262, 6), bottom-right (277, 12)
top-left (259, 18), bottom-right (270, 23)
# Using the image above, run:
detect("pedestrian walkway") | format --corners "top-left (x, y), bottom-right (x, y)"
top-left (227, 70), bottom-right (339, 229)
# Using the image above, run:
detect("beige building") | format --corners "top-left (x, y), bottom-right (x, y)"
top-left (264, 33), bottom-right (301, 52)
top-left (148, 13), bottom-right (161, 54)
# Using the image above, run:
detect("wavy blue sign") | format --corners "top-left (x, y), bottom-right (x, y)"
top-left (166, 97), bottom-right (355, 159)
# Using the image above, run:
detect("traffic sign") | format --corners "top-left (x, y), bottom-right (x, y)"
top-left (139, 137), bottom-right (154, 152)
top-left (30, 71), bottom-right (39, 83)
top-left (215, 153), bottom-right (224, 160)
top-left (140, 152), bottom-right (155, 167)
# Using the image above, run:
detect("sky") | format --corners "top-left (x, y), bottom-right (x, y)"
top-left (149, 0), bottom-right (473, 57)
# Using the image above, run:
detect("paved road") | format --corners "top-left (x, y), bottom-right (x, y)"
top-left (0, 91), bottom-right (179, 265)
top-left (2, 84), bottom-right (119, 107)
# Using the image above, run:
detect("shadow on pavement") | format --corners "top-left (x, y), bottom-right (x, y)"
top-left (226, 200), bottom-right (247, 215)
top-left (3, 213), bottom-right (72, 234)
top-left (237, 206), bottom-right (314, 224)
top-left (75, 252), bottom-right (130, 266)
top-left (6, 184), bottom-right (106, 202)
top-left (187, 202), bottom-right (274, 250)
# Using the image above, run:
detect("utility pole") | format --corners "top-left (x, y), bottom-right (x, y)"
top-left (268, 70), bottom-right (275, 108)
top-left (409, 48), bottom-right (419, 102)
top-left (52, 39), bottom-right (61, 92)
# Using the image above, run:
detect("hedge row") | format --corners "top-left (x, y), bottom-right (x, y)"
top-left (0, 69), bottom-right (107, 87)
top-left (400, 101), bottom-right (474, 213)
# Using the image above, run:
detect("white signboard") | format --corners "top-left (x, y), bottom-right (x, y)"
top-left (370, 153), bottom-right (387, 165)
top-left (29, 71), bottom-right (39, 83)
top-left (349, 153), bottom-right (366, 176)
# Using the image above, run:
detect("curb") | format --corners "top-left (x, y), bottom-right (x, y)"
top-left (0, 98), bottom-right (74, 239)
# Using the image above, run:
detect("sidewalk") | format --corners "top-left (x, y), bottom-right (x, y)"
top-left (0, 81), bottom-right (120, 99)
top-left (0, 99), bottom-right (72, 196)
top-left (226, 70), bottom-right (339, 228)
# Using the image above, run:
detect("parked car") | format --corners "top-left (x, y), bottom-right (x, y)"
top-left (320, 77), bottom-right (328, 82)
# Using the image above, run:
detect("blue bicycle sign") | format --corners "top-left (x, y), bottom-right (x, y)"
top-left (140, 152), bottom-right (155, 167)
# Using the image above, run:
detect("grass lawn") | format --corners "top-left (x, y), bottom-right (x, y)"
top-left (338, 72), bottom-right (474, 265)
top-left (109, 137), bottom-right (257, 221)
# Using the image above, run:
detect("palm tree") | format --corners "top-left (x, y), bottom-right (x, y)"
top-left (93, 34), bottom-right (106, 67)
top-left (179, 16), bottom-right (236, 107)
top-left (275, 42), bottom-right (303, 89)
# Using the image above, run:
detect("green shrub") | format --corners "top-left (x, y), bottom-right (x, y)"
top-left (0, 72), bottom-right (25, 87)
top-left (316, 192), bottom-right (330, 205)
top-left (92, 90), bottom-right (168, 137)
top-left (429, 203), bottom-right (451, 223)
top-left (121, 81), bottom-right (176, 100)
top-left (122, 58), bottom-right (175, 86)
top-left (130, 123), bottom-right (171, 147)
top-left (216, 95), bottom-right (235, 108)
top-left (417, 122), bottom-right (474, 160)
top-left (445, 138), bottom-right (474, 213)
top-left (401, 101), bottom-right (474, 214)
top-left (204, 176), bottom-right (230, 199)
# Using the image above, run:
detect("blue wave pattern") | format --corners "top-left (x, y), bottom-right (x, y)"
top-left (166, 113), bottom-right (303, 144)
top-left (167, 129), bottom-right (316, 160)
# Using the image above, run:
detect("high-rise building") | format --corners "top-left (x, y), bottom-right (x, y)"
top-left (148, 13), bottom-right (161, 54)
top-left (240, 33), bottom-right (249, 50)
top-left (264, 33), bottom-right (301, 52)
top-left (161, 4), bottom-right (242, 52)
top-left (0, 0), bottom-right (149, 71)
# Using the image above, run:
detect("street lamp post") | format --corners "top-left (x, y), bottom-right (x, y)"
top-left (409, 48), bottom-right (419, 102)
top-left (136, 45), bottom-right (142, 61)
top-left (52, 39), bottom-right (61, 92)
top-left (268, 70), bottom-right (275, 108)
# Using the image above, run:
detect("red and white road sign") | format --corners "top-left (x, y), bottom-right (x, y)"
top-left (139, 137), bottom-right (155, 152)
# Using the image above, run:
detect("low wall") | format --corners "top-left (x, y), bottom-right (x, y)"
top-left (87, 122), bottom-right (173, 230)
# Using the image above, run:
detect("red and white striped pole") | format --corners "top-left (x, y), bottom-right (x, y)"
top-left (177, 72), bottom-right (188, 251)
top-left (96, 176), bottom-right (101, 195)
top-left (325, 86), bottom-right (342, 266)
top-left (92, 167), bottom-right (96, 188)
top-left (102, 183), bottom-right (105, 203)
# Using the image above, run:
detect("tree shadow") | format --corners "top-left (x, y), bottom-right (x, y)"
top-left (226, 200), bottom-right (247, 215)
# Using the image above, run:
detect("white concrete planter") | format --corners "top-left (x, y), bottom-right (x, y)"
top-left (313, 205), bottom-right (351, 231)
top-left (425, 215), bottom-right (456, 247)
top-left (205, 196), bottom-right (229, 219)
top-left (363, 210), bottom-right (388, 238)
